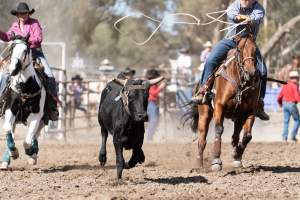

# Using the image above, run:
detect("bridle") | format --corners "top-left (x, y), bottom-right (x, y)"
top-left (235, 34), bottom-right (256, 87)
top-left (9, 40), bottom-right (41, 102)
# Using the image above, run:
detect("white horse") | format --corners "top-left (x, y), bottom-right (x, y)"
top-left (0, 39), bottom-right (46, 170)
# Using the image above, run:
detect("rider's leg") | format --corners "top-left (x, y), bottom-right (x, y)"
top-left (193, 39), bottom-right (236, 102)
top-left (256, 48), bottom-right (269, 121)
top-left (32, 48), bottom-right (59, 121)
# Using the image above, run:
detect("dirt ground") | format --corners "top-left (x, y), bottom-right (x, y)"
top-left (0, 138), bottom-right (299, 200)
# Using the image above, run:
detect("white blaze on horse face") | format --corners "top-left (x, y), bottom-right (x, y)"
top-left (9, 41), bottom-right (28, 74)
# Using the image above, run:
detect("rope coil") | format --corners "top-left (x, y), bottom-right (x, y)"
top-left (114, 10), bottom-right (249, 45)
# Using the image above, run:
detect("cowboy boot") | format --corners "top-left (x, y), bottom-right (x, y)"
top-left (192, 76), bottom-right (215, 104)
top-left (192, 84), bottom-right (209, 104)
top-left (256, 98), bottom-right (269, 121)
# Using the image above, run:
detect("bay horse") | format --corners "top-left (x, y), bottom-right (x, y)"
top-left (186, 34), bottom-right (261, 171)
top-left (0, 39), bottom-right (46, 170)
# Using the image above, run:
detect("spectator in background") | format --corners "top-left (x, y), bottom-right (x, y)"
top-left (198, 41), bottom-right (213, 80)
top-left (146, 69), bottom-right (166, 142)
top-left (200, 41), bottom-right (213, 64)
top-left (177, 48), bottom-right (192, 83)
top-left (117, 67), bottom-right (136, 79)
top-left (277, 55), bottom-right (300, 81)
top-left (277, 71), bottom-right (300, 142)
top-left (68, 74), bottom-right (87, 114)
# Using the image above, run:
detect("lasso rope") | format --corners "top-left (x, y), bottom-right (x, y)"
top-left (114, 10), bottom-right (250, 45)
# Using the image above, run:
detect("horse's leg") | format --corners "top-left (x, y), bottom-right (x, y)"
top-left (197, 105), bottom-right (212, 167)
top-left (211, 103), bottom-right (225, 171)
top-left (234, 115), bottom-right (255, 163)
top-left (24, 114), bottom-right (43, 165)
top-left (1, 109), bottom-right (18, 170)
top-left (98, 126), bottom-right (108, 166)
top-left (231, 118), bottom-right (245, 168)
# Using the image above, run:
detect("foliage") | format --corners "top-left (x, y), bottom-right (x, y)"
top-left (0, 0), bottom-right (300, 72)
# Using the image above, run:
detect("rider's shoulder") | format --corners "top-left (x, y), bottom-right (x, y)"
top-left (26, 18), bottom-right (41, 26)
top-left (253, 1), bottom-right (265, 11)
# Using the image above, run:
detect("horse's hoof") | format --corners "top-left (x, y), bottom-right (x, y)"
top-left (27, 153), bottom-right (37, 165)
top-left (0, 162), bottom-right (9, 170)
top-left (233, 160), bottom-right (242, 168)
top-left (211, 164), bottom-right (222, 171)
top-left (10, 148), bottom-right (19, 160)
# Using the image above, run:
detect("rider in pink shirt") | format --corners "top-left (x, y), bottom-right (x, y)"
top-left (0, 2), bottom-right (58, 120)
top-left (0, 18), bottom-right (42, 49)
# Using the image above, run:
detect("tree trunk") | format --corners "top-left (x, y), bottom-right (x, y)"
top-left (262, 15), bottom-right (300, 58)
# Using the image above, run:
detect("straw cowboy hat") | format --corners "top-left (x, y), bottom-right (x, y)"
top-left (101, 59), bottom-right (111, 65)
top-left (11, 2), bottom-right (35, 16)
top-left (203, 41), bottom-right (212, 48)
top-left (289, 71), bottom-right (299, 78)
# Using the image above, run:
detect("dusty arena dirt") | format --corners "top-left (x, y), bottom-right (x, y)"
top-left (0, 139), bottom-right (299, 200)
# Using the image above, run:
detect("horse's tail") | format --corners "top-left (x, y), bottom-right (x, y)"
top-left (182, 101), bottom-right (199, 133)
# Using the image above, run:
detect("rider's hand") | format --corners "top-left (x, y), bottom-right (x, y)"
top-left (235, 15), bottom-right (251, 23)
top-left (15, 34), bottom-right (29, 42)
top-left (10, 32), bottom-right (16, 40)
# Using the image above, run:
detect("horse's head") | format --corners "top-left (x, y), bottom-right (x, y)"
top-left (9, 40), bottom-right (30, 76)
top-left (236, 34), bottom-right (257, 81)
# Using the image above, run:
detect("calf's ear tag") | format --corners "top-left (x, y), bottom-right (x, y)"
top-left (114, 95), bottom-right (121, 101)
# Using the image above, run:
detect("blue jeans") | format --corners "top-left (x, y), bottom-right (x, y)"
top-left (282, 102), bottom-right (299, 140)
top-left (147, 101), bottom-right (159, 141)
top-left (31, 48), bottom-right (54, 78)
top-left (200, 39), bottom-right (267, 98)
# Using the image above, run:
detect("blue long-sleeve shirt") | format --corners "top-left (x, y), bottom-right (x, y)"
top-left (225, 0), bottom-right (265, 40)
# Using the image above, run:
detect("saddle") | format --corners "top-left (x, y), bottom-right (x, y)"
top-left (0, 55), bottom-right (57, 123)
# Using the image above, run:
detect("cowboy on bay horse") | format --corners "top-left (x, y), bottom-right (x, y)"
top-left (0, 2), bottom-right (58, 120)
top-left (192, 0), bottom-right (269, 121)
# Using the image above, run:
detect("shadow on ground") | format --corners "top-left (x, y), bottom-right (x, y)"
top-left (145, 175), bottom-right (208, 185)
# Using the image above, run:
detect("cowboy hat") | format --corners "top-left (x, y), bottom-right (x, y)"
top-left (72, 74), bottom-right (83, 81)
top-left (123, 67), bottom-right (136, 76)
top-left (289, 71), bottom-right (299, 78)
top-left (179, 48), bottom-right (189, 54)
top-left (203, 41), bottom-right (212, 48)
top-left (146, 69), bottom-right (160, 80)
top-left (11, 2), bottom-right (35, 16)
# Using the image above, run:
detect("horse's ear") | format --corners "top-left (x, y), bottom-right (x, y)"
top-left (234, 36), bottom-right (242, 43)
top-left (249, 33), bottom-right (255, 41)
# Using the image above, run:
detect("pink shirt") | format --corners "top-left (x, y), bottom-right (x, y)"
top-left (0, 18), bottom-right (43, 48)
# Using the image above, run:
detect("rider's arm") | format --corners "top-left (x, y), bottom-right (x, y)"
top-left (28, 19), bottom-right (43, 47)
top-left (277, 86), bottom-right (284, 106)
top-left (226, 0), bottom-right (240, 22)
top-left (248, 3), bottom-right (265, 25)
top-left (0, 23), bottom-right (17, 42)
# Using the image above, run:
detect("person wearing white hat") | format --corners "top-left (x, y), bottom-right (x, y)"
top-left (200, 41), bottom-right (213, 64)
top-left (277, 70), bottom-right (300, 142)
